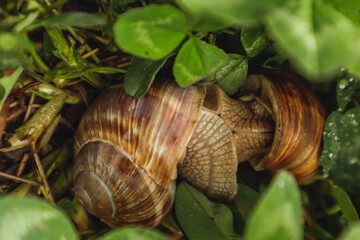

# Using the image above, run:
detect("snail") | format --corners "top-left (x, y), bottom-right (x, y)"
top-left (73, 70), bottom-right (325, 227)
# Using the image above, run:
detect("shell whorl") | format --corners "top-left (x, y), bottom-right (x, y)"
top-left (74, 81), bottom-right (205, 227)
top-left (242, 72), bottom-right (325, 183)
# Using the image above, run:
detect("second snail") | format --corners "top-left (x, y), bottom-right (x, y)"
top-left (73, 70), bottom-right (325, 227)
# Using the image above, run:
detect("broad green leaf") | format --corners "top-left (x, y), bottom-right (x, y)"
top-left (245, 171), bottom-right (303, 240)
top-left (175, 182), bottom-right (240, 240)
top-left (0, 50), bottom-right (31, 70)
top-left (336, 73), bottom-right (359, 111)
top-left (341, 224), bottom-right (360, 240)
top-left (0, 32), bottom-right (33, 51)
top-left (265, 0), bottom-right (360, 80)
top-left (0, 67), bottom-right (23, 111)
top-left (233, 184), bottom-right (260, 221)
top-left (330, 183), bottom-right (359, 224)
top-left (113, 5), bottom-right (188, 60)
top-left (319, 107), bottom-right (360, 194)
top-left (324, 0), bottom-right (360, 25)
top-left (0, 196), bottom-right (77, 240)
top-left (241, 27), bottom-right (270, 58)
top-left (99, 226), bottom-right (170, 240)
top-left (173, 37), bottom-right (229, 86)
top-left (125, 56), bottom-right (169, 98)
top-left (40, 12), bottom-right (107, 27)
top-left (205, 54), bottom-right (248, 95)
top-left (176, 0), bottom-right (286, 30)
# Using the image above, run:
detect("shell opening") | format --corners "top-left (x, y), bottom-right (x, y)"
top-left (74, 170), bottom-right (116, 219)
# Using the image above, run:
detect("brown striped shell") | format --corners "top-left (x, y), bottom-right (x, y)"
top-left (73, 82), bottom-right (206, 227)
top-left (240, 72), bottom-right (325, 183)
top-left (73, 71), bottom-right (325, 227)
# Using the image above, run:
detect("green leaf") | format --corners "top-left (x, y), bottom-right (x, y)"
top-left (0, 196), bottom-right (77, 240)
top-left (245, 171), bottom-right (303, 240)
top-left (175, 182), bottom-right (240, 240)
top-left (233, 184), bottom-right (260, 221)
top-left (205, 54), bottom-right (248, 95)
top-left (319, 108), bottom-right (360, 194)
top-left (265, 0), bottom-right (360, 80)
top-left (125, 56), bottom-right (169, 98)
top-left (173, 37), bottom-right (229, 86)
top-left (324, 0), bottom-right (360, 25)
top-left (99, 226), bottom-right (170, 240)
top-left (0, 67), bottom-right (23, 111)
top-left (176, 0), bottom-right (286, 30)
top-left (336, 73), bottom-right (359, 111)
top-left (40, 12), bottom-right (107, 27)
top-left (341, 223), bottom-right (360, 240)
top-left (0, 50), bottom-right (31, 70)
top-left (330, 183), bottom-right (359, 224)
top-left (241, 27), bottom-right (270, 58)
top-left (0, 32), bottom-right (33, 51)
top-left (113, 5), bottom-right (188, 60)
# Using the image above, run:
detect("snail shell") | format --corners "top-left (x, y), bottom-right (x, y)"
top-left (73, 71), bottom-right (325, 227)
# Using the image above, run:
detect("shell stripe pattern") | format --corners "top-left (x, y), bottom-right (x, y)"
top-left (249, 73), bottom-right (325, 183)
top-left (74, 81), bottom-right (205, 226)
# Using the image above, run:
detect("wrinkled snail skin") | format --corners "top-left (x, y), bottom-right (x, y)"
top-left (73, 72), bottom-right (325, 227)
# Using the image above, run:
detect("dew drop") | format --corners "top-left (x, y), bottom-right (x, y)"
top-left (339, 79), bottom-right (348, 90)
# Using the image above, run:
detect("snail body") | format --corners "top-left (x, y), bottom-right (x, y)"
top-left (73, 71), bottom-right (325, 227)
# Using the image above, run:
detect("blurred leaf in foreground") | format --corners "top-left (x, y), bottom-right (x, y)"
top-left (341, 223), bottom-right (360, 240)
top-left (0, 196), bottom-right (77, 240)
top-left (265, 0), bottom-right (360, 80)
top-left (175, 182), bottom-right (240, 240)
top-left (245, 171), bottom-right (303, 240)
top-left (0, 67), bottom-right (23, 111)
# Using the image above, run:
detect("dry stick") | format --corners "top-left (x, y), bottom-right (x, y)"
top-left (31, 104), bottom-right (42, 108)
top-left (67, 78), bottom-right (84, 86)
top-left (0, 171), bottom-right (42, 187)
top-left (100, 55), bottom-right (118, 63)
top-left (116, 61), bottom-right (131, 68)
top-left (33, 152), bottom-right (55, 205)
top-left (82, 48), bottom-right (99, 59)
top-left (7, 109), bottom-right (23, 122)
top-left (23, 93), bottom-right (35, 123)
top-left (16, 153), bottom-right (30, 176)
top-left (9, 101), bottom-right (18, 108)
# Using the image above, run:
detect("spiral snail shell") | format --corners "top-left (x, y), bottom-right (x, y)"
top-left (73, 70), bottom-right (325, 227)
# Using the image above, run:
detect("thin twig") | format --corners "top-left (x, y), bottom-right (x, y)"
top-left (23, 93), bottom-right (35, 123)
top-left (67, 78), bottom-right (84, 86)
top-left (7, 109), bottom-right (23, 122)
top-left (0, 171), bottom-right (42, 187)
top-left (100, 55), bottom-right (118, 63)
top-left (82, 48), bottom-right (99, 59)
top-left (16, 153), bottom-right (30, 176)
top-left (9, 101), bottom-right (18, 108)
top-left (33, 152), bottom-right (55, 205)
top-left (116, 61), bottom-right (131, 68)
top-left (31, 104), bottom-right (42, 108)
